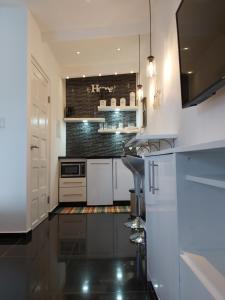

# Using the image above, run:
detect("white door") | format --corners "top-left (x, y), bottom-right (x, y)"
top-left (87, 159), bottom-right (113, 206)
top-left (113, 158), bottom-right (133, 201)
top-left (30, 63), bottom-right (50, 229)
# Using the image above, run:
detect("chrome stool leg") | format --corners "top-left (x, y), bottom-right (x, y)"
top-left (129, 193), bottom-right (145, 244)
top-left (124, 175), bottom-right (143, 229)
top-left (130, 230), bottom-right (145, 244)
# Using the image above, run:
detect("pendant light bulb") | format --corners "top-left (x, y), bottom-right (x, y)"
top-left (147, 0), bottom-right (155, 78)
top-left (137, 84), bottom-right (143, 101)
top-left (147, 55), bottom-right (155, 78)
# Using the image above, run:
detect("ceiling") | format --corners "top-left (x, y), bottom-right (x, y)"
top-left (0, 0), bottom-right (150, 77)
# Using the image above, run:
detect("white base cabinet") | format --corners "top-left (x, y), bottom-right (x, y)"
top-left (113, 158), bottom-right (133, 201)
top-left (87, 159), bottom-right (113, 206)
top-left (145, 154), bottom-right (179, 300)
top-left (59, 178), bottom-right (86, 203)
top-left (145, 145), bottom-right (225, 300)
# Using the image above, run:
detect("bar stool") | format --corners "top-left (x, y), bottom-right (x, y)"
top-left (126, 155), bottom-right (145, 244)
top-left (121, 156), bottom-right (145, 244)
top-left (121, 156), bottom-right (144, 230)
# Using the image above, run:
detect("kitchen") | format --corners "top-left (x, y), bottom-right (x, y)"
top-left (58, 73), bottom-right (138, 207)
top-left (1, 1), bottom-right (225, 299)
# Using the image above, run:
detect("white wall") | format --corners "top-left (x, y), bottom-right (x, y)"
top-left (143, 0), bottom-right (225, 147)
top-left (0, 7), bottom-right (28, 232)
top-left (27, 12), bottom-right (66, 213)
top-left (0, 7), bottom-right (65, 233)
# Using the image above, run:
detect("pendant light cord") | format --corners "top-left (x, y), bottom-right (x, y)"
top-left (138, 34), bottom-right (141, 85)
top-left (149, 0), bottom-right (152, 55)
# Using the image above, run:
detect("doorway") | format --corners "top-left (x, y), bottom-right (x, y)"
top-left (30, 61), bottom-right (50, 229)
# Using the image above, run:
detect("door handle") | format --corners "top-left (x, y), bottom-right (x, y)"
top-left (30, 145), bottom-right (39, 150)
top-left (152, 161), bottom-right (159, 195)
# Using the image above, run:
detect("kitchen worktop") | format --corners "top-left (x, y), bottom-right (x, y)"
top-left (58, 156), bottom-right (123, 160)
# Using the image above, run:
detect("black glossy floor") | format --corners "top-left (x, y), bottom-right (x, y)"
top-left (0, 213), bottom-right (156, 300)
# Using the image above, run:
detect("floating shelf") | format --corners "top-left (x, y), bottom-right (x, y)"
top-left (97, 106), bottom-right (138, 112)
top-left (181, 251), bottom-right (225, 299)
top-left (98, 128), bottom-right (139, 134)
top-left (185, 175), bottom-right (225, 189)
top-left (64, 117), bottom-right (105, 123)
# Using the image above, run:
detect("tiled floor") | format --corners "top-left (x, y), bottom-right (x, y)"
top-left (0, 213), bottom-right (156, 300)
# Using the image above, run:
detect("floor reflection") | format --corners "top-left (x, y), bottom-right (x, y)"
top-left (0, 213), bottom-right (154, 300)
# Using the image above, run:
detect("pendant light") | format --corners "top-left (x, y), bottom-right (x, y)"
top-left (146, 0), bottom-right (155, 78)
top-left (137, 35), bottom-right (144, 101)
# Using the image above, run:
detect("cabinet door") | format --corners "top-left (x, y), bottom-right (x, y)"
top-left (113, 159), bottom-right (133, 201)
top-left (87, 159), bottom-right (113, 206)
top-left (145, 154), bottom-right (179, 300)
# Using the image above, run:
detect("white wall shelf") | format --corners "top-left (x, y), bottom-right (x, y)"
top-left (64, 117), bottom-right (105, 123)
top-left (97, 106), bottom-right (138, 112)
top-left (98, 127), bottom-right (139, 134)
top-left (181, 251), bottom-right (225, 300)
top-left (185, 175), bottom-right (225, 190)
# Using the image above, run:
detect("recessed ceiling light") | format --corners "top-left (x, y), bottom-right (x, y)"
top-left (76, 51), bottom-right (81, 55)
top-left (116, 48), bottom-right (121, 51)
top-left (99, 73), bottom-right (102, 76)
top-left (82, 75), bottom-right (86, 78)
top-left (183, 47), bottom-right (189, 51)
top-left (187, 71), bottom-right (193, 74)
top-left (115, 72), bottom-right (118, 75)
top-left (66, 76), bottom-right (70, 79)
top-left (130, 70), bottom-right (134, 74)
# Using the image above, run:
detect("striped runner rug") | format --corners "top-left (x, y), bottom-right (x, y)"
top-left (55, 205), bottom-right (130, 214)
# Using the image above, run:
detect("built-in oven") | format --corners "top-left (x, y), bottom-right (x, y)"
top-left (60, 159), bottom-right (86, 178)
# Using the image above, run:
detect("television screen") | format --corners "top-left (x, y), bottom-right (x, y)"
top-left (176, 0), bottom-right (225, 108)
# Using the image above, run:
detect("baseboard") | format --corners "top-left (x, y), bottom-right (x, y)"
top-left (57, 202), bottom-right (130, 207)
top-left (49, 204), bottom-right (58, 213)
top-left (147, 281), bottom-right (158, 300)
top-left (0, 230), bottom-right (32, 245)
top-left (113, 200), bottom-right (130, 206)
top-left (58, 202), bottom-right (87, 207)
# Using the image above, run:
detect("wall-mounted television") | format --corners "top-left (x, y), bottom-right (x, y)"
top-left (176, 0), bottom-right (225, 108)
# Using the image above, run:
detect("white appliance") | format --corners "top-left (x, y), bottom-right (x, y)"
top-left (87, 159), bottom-right (113, 206)
top-left (113, 158), bottom-right (133, 201)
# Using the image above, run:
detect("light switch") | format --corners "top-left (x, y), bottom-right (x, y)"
top-left (0, 117), bottom-right (6, 128)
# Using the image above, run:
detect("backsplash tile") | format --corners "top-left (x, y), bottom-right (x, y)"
top-left (66, 74), bottom-right (137, 157)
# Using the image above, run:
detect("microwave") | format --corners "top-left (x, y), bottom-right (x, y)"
top-left (60, 159), bottom-right (86, 178)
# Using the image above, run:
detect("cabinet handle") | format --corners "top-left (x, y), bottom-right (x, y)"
top-left (63, 182), bottom-right (82, 184)
top-left (90, 163), bottom-right (110, 165)
top-left (152, 161), bottom-right (159, 195)
top-left (148, 161), bottom-right (152, 192)
top-left (63, 194), bottom-right (82, 197)
top-left (115, 161), bottom-right (118, 189)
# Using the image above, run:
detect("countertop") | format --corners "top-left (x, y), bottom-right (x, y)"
top-left (58, 156), bottom-right (123, 160)
top-left (144, 138), bottom-right (225, 157)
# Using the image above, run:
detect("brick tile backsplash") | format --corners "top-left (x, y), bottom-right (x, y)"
top-left (66, 74), bottom-right (137, 157)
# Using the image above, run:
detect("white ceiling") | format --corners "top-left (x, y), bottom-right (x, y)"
top-left (0, 0), bottom-right (150, 77)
